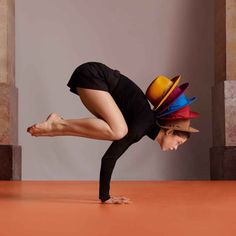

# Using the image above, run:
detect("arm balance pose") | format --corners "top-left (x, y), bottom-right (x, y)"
top-left (27, 62), bottom-right (193, 204)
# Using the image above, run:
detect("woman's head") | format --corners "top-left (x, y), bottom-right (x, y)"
top-left (155, 128), bottom-right (190, 151)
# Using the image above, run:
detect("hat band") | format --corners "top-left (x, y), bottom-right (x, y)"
top-left (156, 120), bottom-right (190, 130)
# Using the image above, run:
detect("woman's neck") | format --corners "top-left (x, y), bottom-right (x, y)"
top-left (155, 128), bottom-right (164, 144)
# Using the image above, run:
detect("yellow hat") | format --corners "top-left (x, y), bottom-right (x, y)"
top-left (145, 75), bottom-right (181, 110)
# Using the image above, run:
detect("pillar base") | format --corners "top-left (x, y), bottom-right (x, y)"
top-left (0, 145), bottom-right (21, 180)
top-left (210, 146), bottom-right (236, 179)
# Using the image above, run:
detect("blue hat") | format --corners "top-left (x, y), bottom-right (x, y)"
top-left (156, 93), bottom-right (197, 118)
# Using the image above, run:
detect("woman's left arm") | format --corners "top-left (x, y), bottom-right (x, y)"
top-left (99, 127), bottom-right (143, 203)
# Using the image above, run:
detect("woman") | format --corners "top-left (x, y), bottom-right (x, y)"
top-left (27, 62), bottom-right (192, 204)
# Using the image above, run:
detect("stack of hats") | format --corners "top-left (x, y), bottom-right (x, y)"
top-left (145, 75), bottom-right (200, 133)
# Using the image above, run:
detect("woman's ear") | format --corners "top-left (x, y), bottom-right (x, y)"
top-left (165, 128), bottom-right (174, 135)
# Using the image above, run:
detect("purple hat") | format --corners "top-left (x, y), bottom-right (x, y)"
top-left (156, 82), bottom-right (189, 114)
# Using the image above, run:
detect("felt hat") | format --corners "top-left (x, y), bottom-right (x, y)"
top-left (158, 105), bottom-right (200, 120)
top-left (145, 75), bottom-right (181, 110)
top-left (156, 93), bottom-right (197, 118)
top-left (156, 118), bottom-right (199, 133)
top-left (157, 82), bottom-right (189, 114)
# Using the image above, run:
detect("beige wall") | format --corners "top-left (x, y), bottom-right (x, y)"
top-left (16, 0), bottom-right (214, 180)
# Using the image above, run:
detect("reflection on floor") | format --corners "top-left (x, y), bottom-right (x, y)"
top-left (0, 180), bottom-right (236, 236)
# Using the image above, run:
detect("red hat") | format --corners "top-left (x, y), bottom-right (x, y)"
top-left (158, 105), bottom-right (200, 120)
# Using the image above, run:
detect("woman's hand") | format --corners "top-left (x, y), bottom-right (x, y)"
top-left (102, 196), bottom-right (131, 204)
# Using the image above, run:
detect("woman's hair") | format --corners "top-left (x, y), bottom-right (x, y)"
top-left (161, 128), bottom-right (191, 139)
top-left (173, 130), bottom-right (191, 139)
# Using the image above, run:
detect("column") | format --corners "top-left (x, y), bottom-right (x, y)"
top-left (0, 0), bottom-right (21, 180)
top-left (210, 0), bottom-right (236, 179)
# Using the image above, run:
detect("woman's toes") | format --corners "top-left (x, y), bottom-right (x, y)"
top-left (27, 126), bottom-right (34, 133)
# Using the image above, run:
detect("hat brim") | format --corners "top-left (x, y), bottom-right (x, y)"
top-left (153, 75), bottom-right (181, 110)
top-left (157, 96), bottom-right (197, 117)
top-left (157, 82), bottom-right (189, 113)
top-left (159, 111), bottom-right (200, 120)
top-left (156, 121), bottom-right (199, 133)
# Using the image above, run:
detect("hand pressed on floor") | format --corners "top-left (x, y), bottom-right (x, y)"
top-left (102, 196), bottom-right (131, 204)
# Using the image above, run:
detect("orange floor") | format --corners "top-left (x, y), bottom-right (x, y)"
top-left (0, 180), bottom-right (236, 236)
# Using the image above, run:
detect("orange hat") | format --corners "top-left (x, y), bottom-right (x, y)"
top-left (145, 75), bottom-right (181, 110)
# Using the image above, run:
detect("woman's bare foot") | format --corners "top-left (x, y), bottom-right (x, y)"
top-left (27, 113), bottom-right (64, 137)
top-left (101, 196), bottom-right (131, 204)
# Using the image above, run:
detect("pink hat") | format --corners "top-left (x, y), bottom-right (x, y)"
top-left (156, 82), bottom-right (189, 114)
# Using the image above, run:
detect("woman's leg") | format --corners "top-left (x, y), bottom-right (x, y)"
top-left (27, 88), bottom-right (128, 141)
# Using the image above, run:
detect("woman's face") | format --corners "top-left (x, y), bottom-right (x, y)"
top-left (156, 131), bottom-right (187, 151)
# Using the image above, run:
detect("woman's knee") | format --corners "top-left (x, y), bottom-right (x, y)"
top-left (76, 87), bottom-right (128, 139)
top-left (110, 124), bottom-right (128, 140)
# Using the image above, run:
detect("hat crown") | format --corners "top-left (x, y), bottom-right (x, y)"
top-left (157, 82), bottom-right (189, 113)
top-left (158, 104), bottom-right (200, 120)
top-left (146, 75), bottom-right (180, 107)
top-left (160, 119), bottom-right (190, 129)
top-left (160, 94), bottom-right (196, 113)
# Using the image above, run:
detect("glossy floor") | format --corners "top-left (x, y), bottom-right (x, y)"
top-left (0, 180), bottom-right (236, 236)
